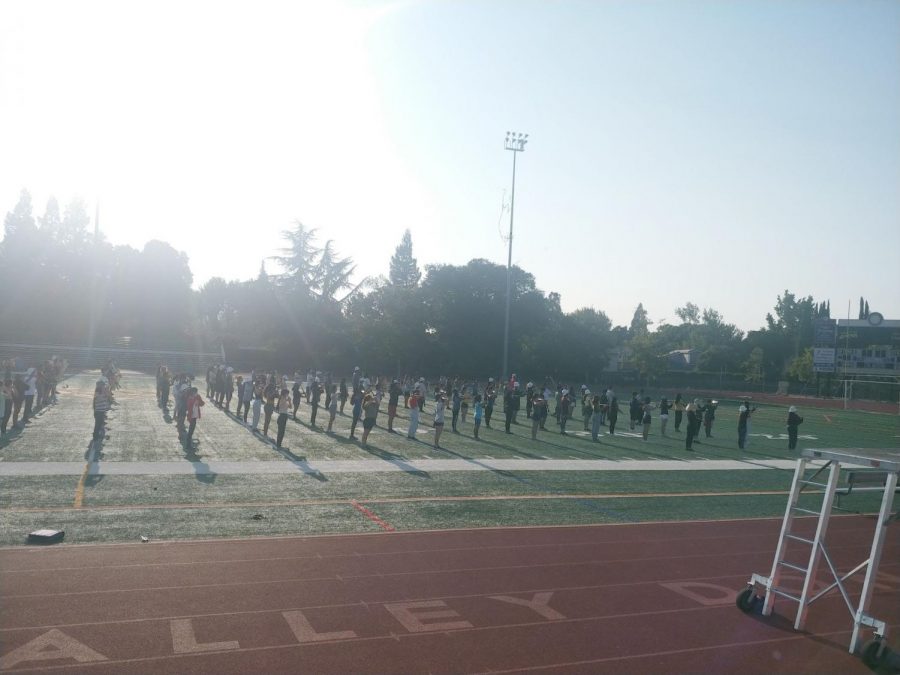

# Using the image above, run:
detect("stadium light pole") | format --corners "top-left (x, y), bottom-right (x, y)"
top-left (502, 131), bottom-right (528, 383)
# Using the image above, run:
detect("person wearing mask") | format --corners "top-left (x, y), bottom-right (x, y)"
top-left (531, 394), bottom-right (546, 439)
top-left (786, 406), bottom-right (804, 450)
top-left (184, 387), bottom-right (205, 450)
top-left (360, 392), bottom-right (379, 447)
top-left (275, 388), bottom-right (292, 449)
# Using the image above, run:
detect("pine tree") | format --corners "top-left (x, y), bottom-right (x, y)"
top-left (864, 300), bottom-right (870, 319)
top-left (859, 297), bottom-right (865, 320)
top-left (3, 188), bottom-right (37, 238)
top-left (388, 229), bottom-right (421, 288)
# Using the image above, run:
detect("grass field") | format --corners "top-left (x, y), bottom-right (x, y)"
top-left (0, 371), bottom-right (896, 546)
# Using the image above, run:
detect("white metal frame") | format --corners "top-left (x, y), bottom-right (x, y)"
top-left (745, 448), bottom-right (899, 655)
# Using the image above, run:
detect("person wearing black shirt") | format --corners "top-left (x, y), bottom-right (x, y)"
top-left (484, 381), bottom-right (496, 428)
top-left (659, 397), bottom-right (670, 436)
top-left (607, 395), bottom-right (620, 435)
top-left (786, 406), bottom-right (804, 449)
top-left (292, 379), bottom-right (302, 419)
top-left (685, 401), bottom-right (700, 450)
top-left (309, 378), bottom-right (322, 427)
top-left (387, 380), bottom-right (402, 432)
top-left (738, 403), bottom-right (755, 449)
top-left (629, 393), bottom-right (642, 430)
top-left (703, 399), bottom-right (718, 438)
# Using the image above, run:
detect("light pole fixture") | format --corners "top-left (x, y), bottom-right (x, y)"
top-left (502, 131), bottom-right (528, 383)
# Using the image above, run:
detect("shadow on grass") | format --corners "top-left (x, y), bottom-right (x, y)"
top-left (359, 440), bottom-right (431, 479)
top-left (184, 446), bottom-right (216, 484)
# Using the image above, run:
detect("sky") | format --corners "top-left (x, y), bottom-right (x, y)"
top-left (1, 0), bottom-right (898, 332)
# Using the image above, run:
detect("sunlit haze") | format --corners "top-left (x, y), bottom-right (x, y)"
top-left (2, 0), bottom-right (898, 331)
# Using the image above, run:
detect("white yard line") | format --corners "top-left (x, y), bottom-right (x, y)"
top-left (0, 458), bottom-right (812, 476)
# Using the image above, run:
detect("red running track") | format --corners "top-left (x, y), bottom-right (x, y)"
top-left (1, 517), bottom-right (898, 674)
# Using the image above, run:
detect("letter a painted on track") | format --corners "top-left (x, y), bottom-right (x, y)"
top-left (283, 611), bottom-right (358, 642)
top-left (170, 618), bottom-right (239, 653)
top-left (489, 592), bottom-right (566, 620)
top-left (384, 601), bottom-right (473, 633)
top-left (0, 629), bottom-right (108, 669)
top-left (659, 581), bottom-right (735, 606)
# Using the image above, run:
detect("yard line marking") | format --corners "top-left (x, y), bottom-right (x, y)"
top-left (823, 414), bottom-right (832, 423)
top-left (350, 500), bottom-right (395, 532)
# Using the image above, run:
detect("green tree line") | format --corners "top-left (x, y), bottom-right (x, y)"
top-left (2, 189), bottom-right (833, 383)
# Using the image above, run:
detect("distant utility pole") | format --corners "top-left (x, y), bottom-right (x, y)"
top-left (502, 131), bottom-right (528, 382)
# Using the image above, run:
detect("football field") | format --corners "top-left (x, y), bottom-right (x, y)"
top-left (1, 371), bottom-right (896, 546)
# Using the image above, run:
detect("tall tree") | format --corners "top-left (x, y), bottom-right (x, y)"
top-left (274, 220), bottom-right (320, 294)
top-left (3, 188), bottom-right (37, 239)
top-left (388, 229), bottom-right (421, 288)
top-left (39, 196), bottom-right (62, 240)
top-left (314, 240), bottom-right (359, 302)
top-left (675, 302), bottom-right (700, 325)
top-left (629, 303), bottom-right (651, 335)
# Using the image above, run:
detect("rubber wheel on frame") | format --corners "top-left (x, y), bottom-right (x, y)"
top-left (736, 587), bottom-right (758, 613)
top-left (860, 639), bottom-right (888, 668)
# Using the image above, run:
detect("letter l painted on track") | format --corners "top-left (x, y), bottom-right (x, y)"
top-left (170, 619), bottom-right (239, 653)
top-left (283, 611), bottom-right (358, 642)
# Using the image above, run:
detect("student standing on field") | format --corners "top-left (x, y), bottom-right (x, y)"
top-left (326, 385), bottom-right (338, 432)
top-left (360, 392), bottom-right (379, 447)
top-left (184, 387), bottom-right (205, 450)
top-left (786, 406), bottom-right (804, 450)
top-left (92, 380), bottom-right (110, 443)
top-left (387, 379), bottom-right (401, 432)
top-left (349, 388), bottom-right (363, 439)
top-left (473, 394), bottom-right (483, 439)
top-left (658, 397), bottom-right (670, 436)
top-left (407, 389), bottom-right (421, 439)
top-left (673, 394), bottom-right (685, 432)
top-left (607, 393), bottom-right (620, 435)
top-left (433, 392), bottom-right (446, 448)
top-left (275, 388), bottom-right (291, 449)
top-left (685, 400), bottom-right (700, 450)
top-left (591, 394), bottom-right (603, 442)
top-left (251, 381), bottom-right (263, 432)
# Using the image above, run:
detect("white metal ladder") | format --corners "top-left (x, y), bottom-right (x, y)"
top-left (745, 452), bottom-right (898, 661)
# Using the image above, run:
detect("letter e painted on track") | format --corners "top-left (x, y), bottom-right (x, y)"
top-left (0, 629), bottom-right (108, 670)
top-left (384, 601), bottom-right (474, 633)
top-left (283, 611), bottom-right (358, 642)
top-left (170, 619), bottom-right (239, 653)
top-left (489, 592), bottom-right (565, 620)
top-left (659, 581), bottom-right (735, 606)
